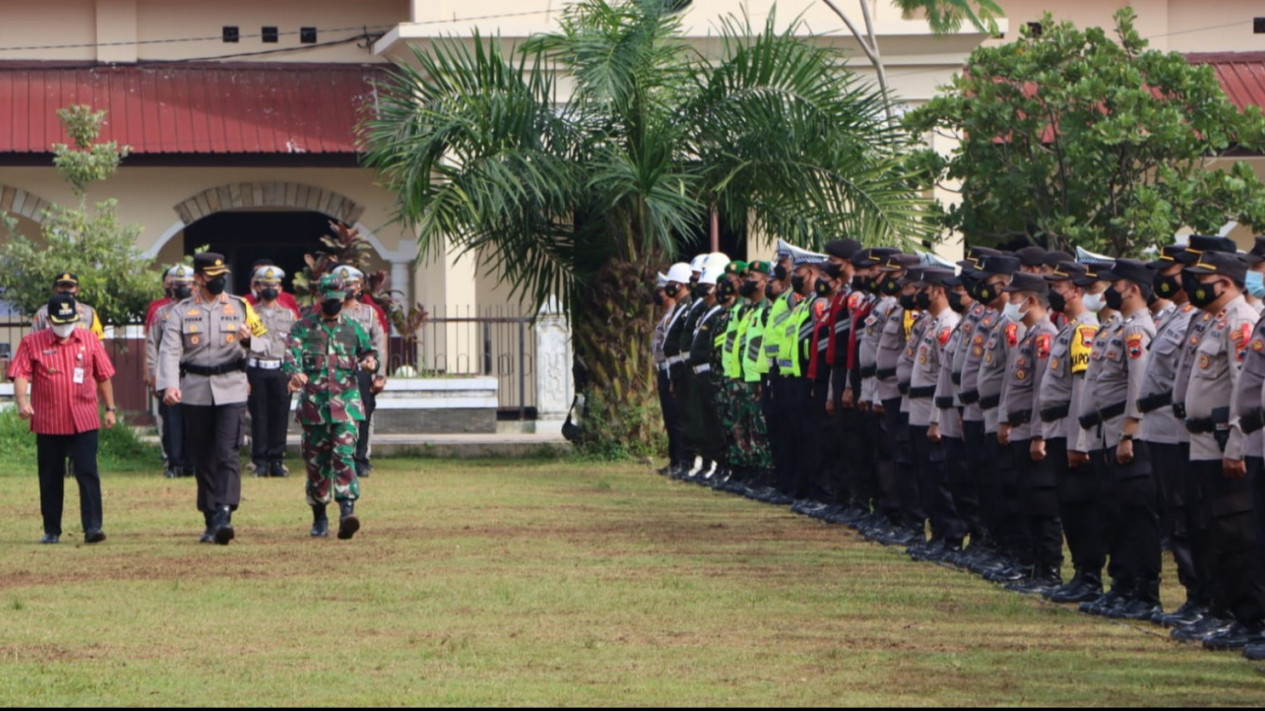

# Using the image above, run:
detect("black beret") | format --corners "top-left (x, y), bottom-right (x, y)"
top-left (825, 238), bottom-right (863, 260)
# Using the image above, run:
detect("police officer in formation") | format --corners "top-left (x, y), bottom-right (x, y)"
top-left (247, 265), bottom-right (297, 478)
top-left (652, 237), bottom-right (1265, 661)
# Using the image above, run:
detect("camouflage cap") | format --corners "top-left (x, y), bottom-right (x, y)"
top-left (318, 274), bottom-right (346, 300)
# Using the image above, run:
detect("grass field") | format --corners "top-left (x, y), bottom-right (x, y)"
top-left (0, 457), bottom-right (1262, 706)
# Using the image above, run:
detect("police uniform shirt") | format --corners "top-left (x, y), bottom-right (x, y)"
top-left (249, 300), bottom-right (297, 361)
top-left (909, 308), bottom-right (960, 428)
top-left (1186, 295), bottom-right (1258, 462)
top-left (897, 310), bottom-right (928, 414)
top-left (1172, 309), bottom-right (1215, 432)
top-left (875, 301), bottom-right (908, 403)
top-left (978, 318), bottom-right (1026, 434)
top-left (156, 292), bottom-right (265, 406)
top-left (761, 291), bottom-right (797, 375)
top-left (1081, 309), bottom-right (1155, 450)
top-left (1138, 303), bottom-right (1197, 446)
top-left (145, 299), bottom-right (181, 383)
top-left (344, 300), bottom-right (388, 374)
top-left (1234, 314), bottom-right (1265, 460)
top-left (1036, 311), bottom-right (1097, 443)
top-left (662, 296), bottom-right (694, 362)
top-left (740, 300), bottom-right (771, 383)
top-left (689, 303), bottom-right (726, 368)
top-left (958, 306), bottom-right (1000, 424)
top-left (933, 305), bottom-right (977, 439)
top-left (859, 295), bottom-right (896, 405)
top-left (1000, 317), bottom-right (1058, 441)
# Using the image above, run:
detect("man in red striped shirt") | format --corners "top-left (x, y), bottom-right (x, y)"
top-left (8, 294), bottom-right (118, 544)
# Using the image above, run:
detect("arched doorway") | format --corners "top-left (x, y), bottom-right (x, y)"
top-left (182, 210), bottom-right (342, 296)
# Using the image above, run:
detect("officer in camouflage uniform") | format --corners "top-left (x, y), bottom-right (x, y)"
top-left (730, 261), bottom-right (774, 492)
top-left (284, 274), bottom-right (378, 540)
top-left (714, 260), bottom-right (749, 486)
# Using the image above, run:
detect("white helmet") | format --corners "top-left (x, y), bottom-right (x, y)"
top-left (665, 263), bottom-right (693, 284)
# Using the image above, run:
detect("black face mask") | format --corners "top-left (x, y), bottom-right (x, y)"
top-left (717, 281), bottom-right (736, 300)
top-left (1154, 273), bottom-right (1182, 299)
top-left (947, 291), bottom-right (967, 314)
top-left (773, 264), bottom-right (788, 281)
top-left (692, 284), bottom-right (708, 299)
top-left (879, 277), bottom-right (902, 296)
top-left (1047, 289), bottom-right (1067, 314)
top-left (1104, 285), bottom-right (1125, 311)
top-left (173, 285), bottom-right (193, 300)
top-left (765, 283), bottom-right (778, 300)
top-left (205, 276), bottom-right (227, 295)
top-left (851, 275), bottom-right (869, 293)
top-left (739, 280), bottom-right (758, 298)
top-left (899, 293), bottom-right (917, 311)
top-left (914, 291), bottom-right (932, 310)
top-left (321, 300), bottom-right (343, 317)
top-left (164, 287), bottom-right (174, 299)
top-left (260, 288), bottom-right (279, 302)
top-left (1187, 278), bottom-right (1222, 309)
top-left (975, 282), bottom-right (997, 304)
top-left (791, 275), bottom-right (807, 294)
top-left (814, 279), bottom-right (832, 297)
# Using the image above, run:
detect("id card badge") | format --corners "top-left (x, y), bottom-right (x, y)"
top-left (73, 367), bottom-right (85, 384)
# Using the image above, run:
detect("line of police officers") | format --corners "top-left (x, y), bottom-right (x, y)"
top-left (653, 236), bottom-right (1265, 661)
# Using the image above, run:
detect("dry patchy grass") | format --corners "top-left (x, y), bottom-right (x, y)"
top-left (0, 458), bottom-right (1261, 706)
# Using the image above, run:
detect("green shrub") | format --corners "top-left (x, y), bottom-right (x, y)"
top-left (0, 407), bottom-right (160, 474)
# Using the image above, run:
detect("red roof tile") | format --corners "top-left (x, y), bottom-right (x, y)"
top-left (0, 62), bottom-right (382, 154)
top-left (1185, 52), bottom-right (1265, 112)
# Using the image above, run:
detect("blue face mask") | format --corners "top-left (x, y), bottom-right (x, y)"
top-left (1248, 270), bottom-right (1265, 299)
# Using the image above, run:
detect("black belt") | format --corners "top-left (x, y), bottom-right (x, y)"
top-left (909, 385), bottom-right (936, 399)
top-left (1242, 408), bottom-right (1265, 435)
top-left (1172, 401), bottom-right (1186, 419)
top-left (1077, 401), bottom-right (1126, 429)
top-left (1007, 409), bottom-right (1032, 426)
top-left (979, 393), bottom-right (1000, 410)
top-left (1039, 403), bottom-right (1070, 423)
top-left (180, 359), bottom-right (246, 377)
top-left (1185, 418), bottom-right (1222, 434)
top-left (950, 372), bottom-right (962, 386)
top-left (859, 365), bottom-right (876, 378)
top-left (935, 396), bottom-right (954, 409)
top-left (897, 381), bottom-right (910, 395)
top-left (876, 367), bottom-right (897, 379)
top-left (1136, 391), bottom-right (1172, 414)
top-left (959, 389), bottom-right (979, 405)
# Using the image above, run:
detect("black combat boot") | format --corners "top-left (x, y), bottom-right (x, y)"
top-left (337, 499), bottom-right (360, 540)
top-left (310, 504), bottom-right (329, 538)
top-left (199, 511), bottom-right (216, 544)
top-left (1113, 579), bottom-right (1163, 621)
top-left (212, 505), bottom-right (235, 545)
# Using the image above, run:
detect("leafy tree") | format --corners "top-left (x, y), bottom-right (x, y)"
top-left (363, 0), bottom-right (929, 454)
top-left (0, 106), bottom-right (160, 325)
top-left (905, 8), bottom-right (1265, 256)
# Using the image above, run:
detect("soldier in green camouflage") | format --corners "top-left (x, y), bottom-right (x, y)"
top-left (284, 274), bottom-right (378, 540)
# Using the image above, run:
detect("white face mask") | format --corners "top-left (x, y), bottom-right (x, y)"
top-left (1001, 300), bottom-right (1028, 323)
top-left (51, 323), bottom-right (76, 339)
top-left (1082, 292), bottom-right (1107, 313)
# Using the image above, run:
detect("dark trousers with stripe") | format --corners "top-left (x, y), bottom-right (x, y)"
top-left (37, 430), bottom-right (102, 536)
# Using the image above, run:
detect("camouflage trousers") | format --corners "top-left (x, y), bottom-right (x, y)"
top-left (302, 421), bottom-right (360, 506)
top-left (723, 379), bottom-right (771, 470)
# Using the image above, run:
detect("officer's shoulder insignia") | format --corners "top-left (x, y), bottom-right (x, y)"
top-left (1182, 304), bottom-right (1194, 313)
top-left (813, 301), bottom-right (827, 319)
top-left (1077, 324), bottom-right (1098, 347)
top-left (937, 327), bottom-right (952, 346)
top-left (1126, 332), bottom-right (1144, 359)
top-left (1036, 333), bottom-right (1052, 359)
top-left (848, 293), bottom-right (863, 309)
top-left (1004, 322), bottom-right (1019, 346)
top-left (1232, 322), bottom-right (1251, 345)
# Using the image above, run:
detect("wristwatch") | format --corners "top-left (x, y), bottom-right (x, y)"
top-left (1120, 433), bottom-right (1134, 442)
top-left (106, 407), bottom-right (117, 412)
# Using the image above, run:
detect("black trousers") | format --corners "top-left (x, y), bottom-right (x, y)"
top-left (979, 428), bottom-right (1012, 549)
top-left (37, 431), bottom-right (102, 536)
top-left (803, 375), bottom-right (833, 501)
top-left (247, 367), bottom-right (292, 464)
top-left (1060, 446), bottom-right (1105, 575)
top-left (354, 370), bottom-right (377, 474)
top-left (159, 398), bottom-right (192, 474)
top-left (184, 403), bottom-right (246, 513)
top-left (957, 420), bottom-right (987, 541)
top-left (912, 424), bottom-right (964, 542)
top-left (999, 439), bottom-right (1032, 560)
top-left (1027, 437), bottom-right (1066, 571)
top-left (878, 398), bottom-right (909, 522)
top-left (1151, 440), bottom-right (1201, 602)
top-left (1195, 457), bottom-right (1265, 625)
top-left (657, 368), bottom-right (684, 464)
top-left (857, 409), bottom-right (884, 511)
top-left (781, 376), bottom-right (815, 497)
top-left (690, 373), bottom-right (726, 464)
top-left (760, 375), bottom-right (782, 486)
top-left (835, 373), bottom-right (873, 508)
top-left (1103, 441), bottom-right (1161, 595)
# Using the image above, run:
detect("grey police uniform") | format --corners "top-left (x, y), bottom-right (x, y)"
top-left (147, 300), bottom-right (193, 476)
top-left (909, 307), bottom-right (963, 545)
top-left (156, 291), bottom-right (260, 518)
top-left (247, 300), bottom-right (297, 474)
top-left (859, 295), bottom-right (895, 406)
top-left (343, 300), bottom-right (387, 477)
top-left (949, 302), bottom-right (992, 540)
top-left (874, 300), bottom-right (912, 523)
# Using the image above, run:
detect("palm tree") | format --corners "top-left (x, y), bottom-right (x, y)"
top-left (363, 0), bottom-right (931, 453)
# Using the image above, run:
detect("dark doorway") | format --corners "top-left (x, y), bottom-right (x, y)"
top-left (182, 211), bottom-right (337, 296)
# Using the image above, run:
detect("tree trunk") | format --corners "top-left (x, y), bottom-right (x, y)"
top-left (569, 256), bottom-right (664, 457)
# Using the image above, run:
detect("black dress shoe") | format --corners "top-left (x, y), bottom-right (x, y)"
top-left (212, 506), bottom-right (235, 545)
top-left (337, 500), bottom-right (360, 540)
top-left (1202, 622), bottom-right (1265, 651)
top-left (164, 466), bottom-right (178, 479)
top-left (199, 512), bottom-right (215, 543)
top-left (84, 530), bottom-right (106, 544)
top-left (39, 533), bottom-right (59, 544)
top-left (1157, 600), bottom-right (1204, 628)
top-left (1109, 597), bottom-right (1163, 621)
top-left (311, 504), bottom-right (329, 538)
top-left (1048, 576), bottom-right (1103, 604)
top-left (251, 462), bottom-right (268, 477)
top-left (270, 461), bottom-right (289, 478)
top-left (1243, 641), bottom-right (1265, 661)
top-left (1080, 589), bottom-right (1128, 616)
top-left (1172, 615), bottom-right (1232, 643)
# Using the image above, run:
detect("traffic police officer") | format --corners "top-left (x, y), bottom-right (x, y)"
top-left (247, 266), bottom-right (297, 478)
top-left (158, 252), bottom-right (267, 545)
top-left (333, 266), bottom-right (388, 479)
top-left (146, 265), bottom-right (195, 478)
top-left (660, 263), bottom-right (695, 477)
